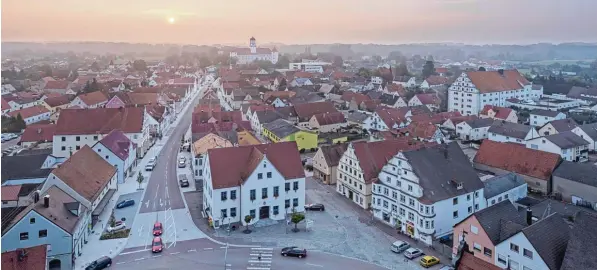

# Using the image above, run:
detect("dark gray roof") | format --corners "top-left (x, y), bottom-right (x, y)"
top-left (527, 199), bottom-right (594, 221)
top-left (547, 118), bottom-right (577, 132)
top-left (522, 213), bottom-right (570, 270)
top-left (488, 121), bottom-right (533, 139)
top-left (263, 119), bottom-right (300, 138)
top-left (274, 106), bottom-right (298, 118)
top-left (1, 154), bottom-right (53, 183)
top-left (403, 142), bottom-right (484, 203)
top-left (379, 93), bottom-right (399, 106)
top-left (530, 108), bottom-right (561, 117)
top-left (531, 84), bottom-right (543, 90)
top-left (567, 86), bottom-right (588, 98)
top-left (553, 161), bottom-right (597, 188)
top-left (472, 201), bottom-right (527, 245)
top-left (577, 123), bottom-right (597, 140)
top-left (346, 111), bottom-right (369, 124)
top-left (255, 110), bottom-right (283, 124)
top-left (366, 91), bottom-right (383, 100)
top-left (560, 211), bottom-right (597, 270)
top-left (545, 131), bottom-right (589, 149)
top-left (464, 118), bottom-right (495, 129)
top-left (483, 173), bottom-right (527, 199)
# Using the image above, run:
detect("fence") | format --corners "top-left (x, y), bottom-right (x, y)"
top-left (432, 241), bottom-right (454, 259)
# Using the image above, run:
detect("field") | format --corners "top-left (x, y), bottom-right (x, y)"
top-left (521, 59), bottom-right (595, 67)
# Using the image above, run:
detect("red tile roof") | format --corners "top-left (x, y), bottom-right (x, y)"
top-left (425, 75), bottom-right (450, 85)
top-left (386, 83), bottom-right (406, 96)
top-left (52, 145), bottom-right (117, 202)
top-left (294, 102), bottom-right (337, 121)
top-left (1, 185), bottom-right (22, 201)
top-left (352, 139), bottom-right (430, 184)
top-left (474, 140), bottom-right (561, 181)
top-left (98, 129), bottom-right (133, 160)
top-left (409, 111), bottom-right (462, 125)
top-left (43, 80), bottom-right (70, 90)
top-left (55, 107), bottom-right (144, 135)
top-left (400, 121), bottom-right (439, 140)
top-left (341, 91), bottom-right (370, 104)
top-left (112, 92), bottom-right (161, 106)
top-left (76, 91), bottom-right (109, 106)
top-left (43, 95), bottom-right (72, 107)
top-left (414, 93), bottom-right (440, 105)
top-left (457, 251), bottom-right (501, 270)
top-left (1, 245), bottom-right (47, 270)
top-left (466, 70), bottom-right (530, 93)
top-left (435, 67), bottom-right (449, 74)
top-left (313, 112), bottom-right (346, 125)
top-left (480, 105), bottom-right (513, 120)
top-left (192, 110), bottom-right (243, 124)
top-left (19, 123), bottom-right (56, 143)
top-left (170, 77), bottom-right (195, 85)
top-left (1, 97), bottom-right (11, 111)
top-left (7, 105), bottom-right (49, 119)
top-left (375, 107), bottom-right (409, 128)
top-left (207, 142), bottom-right (305, 189)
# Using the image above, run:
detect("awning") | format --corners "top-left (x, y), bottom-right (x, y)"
top-left (92, 188), bottom-right (116, 217)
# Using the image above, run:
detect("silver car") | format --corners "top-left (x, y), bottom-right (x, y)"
top-left (390, 240), bottom-right (410, 253)
top-left (403, 247), bottom-right (423, 259)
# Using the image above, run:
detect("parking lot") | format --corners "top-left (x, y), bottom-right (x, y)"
top-left (105, 191), bottom-right (143, 234)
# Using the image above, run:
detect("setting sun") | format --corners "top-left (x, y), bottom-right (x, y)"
top-left (168, 17), bottom-right (175, 24)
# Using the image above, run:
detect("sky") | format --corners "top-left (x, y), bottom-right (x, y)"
top-left (2, 0), bottom-right (597, 45)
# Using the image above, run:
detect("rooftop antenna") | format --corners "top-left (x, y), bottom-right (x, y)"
top-left (541, 201), bottom-right (552, 219)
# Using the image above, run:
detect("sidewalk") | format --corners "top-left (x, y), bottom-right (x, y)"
top-left (74, 80), bottom-right (206, 269)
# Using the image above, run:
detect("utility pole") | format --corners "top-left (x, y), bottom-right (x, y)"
top-left (223, 242), bottom-right (229, 270)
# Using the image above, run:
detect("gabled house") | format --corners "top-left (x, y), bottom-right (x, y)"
top-left (293, 102), bottom-right (337, 128)
top-left (19, 123), bottom-right (56, 147)
top-left (91, 130), bottom-right (137, 184)
top-left (529, 109), bottom-right (566, 127)
top-left (526, 131), bottom-right (589, 162)
top-left (289, 78), bottom-right (313, 87)
top-left (202, 142), bottom-right (306, 228)
top-left (1, 152), bottom-right (57, 186)
top-left (408, 93), bottom-right (441, 111)
top-left (479, 105), bottom-right (518, 123)
top-left (456, 118), bottom-right (495, 141)
top-left (43, 80), bottom-right (72, 94)
top-left (537, 118), bottom-right (578, 136)
top-left (312, 144), bottom-right (347, 185)
top-left (420, 75), bottom-right (449, 89)
top-left (488, 121), bottom-right (539, 144)
top-left (399, 121), bottom-right (445, 142)
top-left (191, 133), bottom-right (233, 181)
top-left (383, 83), bottom-right (407, 96)
top-left (392, 76), bottom-right (417, 88)
top-left (483, 173), bottom-right (528, 207)
top-left (363, 107), bottom-right (410, 131)
top-left (474, 140), bottom-right (561, 195)
top-left (7, 106), bottom-right (51, 125)
top-left (308, 112), bottom-right (347, 133)
top-left (263, 119), bottom-right (318, 152)
top-left (379, 93), bottom-right (407, 108)
top-left (69, 91), bottom-right (109, 109)
top-left (571, 123), bottom-right (597, 151)
top-left (560, 211), bottom-right (597, 270)
top-left (1, 244), bottom-right (48, 270)
top-left (552, 161), bottom-right (597, 209)
top-left (7, 97), bottom-right (39, 111)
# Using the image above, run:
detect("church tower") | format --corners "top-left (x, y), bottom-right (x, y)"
top-left (250, 37), bottom-right (257, 54)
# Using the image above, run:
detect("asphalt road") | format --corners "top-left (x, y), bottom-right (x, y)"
top-left (112, 238), bottom-right (387, 270)
top-left (139, 86), bottom-right (203, 214)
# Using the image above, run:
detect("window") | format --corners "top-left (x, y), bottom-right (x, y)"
top-left (467, 194), bottom-right (471, 201)
top-left (273, 206), bottom-right (279, 215)
top-left (523, 249), bottom-right (533, 259)
top-left (273, 186), bottom-right (279, 197)
top-left (250, 209), bottom-right (256, 218)
top-left (230, 207), bottom-right (237, 217)
top-left (262, 188), bottom-right (268, 199)
top-left (470, 225), bottom-right (479, 234)
top-left (400, 194), bottom-right (406, 203)
top-left (285, 183), bottom-right (290, 191)
top-left (453, 211), bottom-right (458, 218)
top-left (409, 198), bottom-right (415, 207)
top-left (473, 243), bottom-right (482, 252)
top-left (504, 194), bottom-right (509, 199)
top-left (20, 232), bottom-right (28, 240)
top-left (468, 206), bottom-right (473, 213)
top-left (293, 181), bottom-right (299, 191)
top-left (491, 199), bottom-right (496, 205)
top-left (267, 172), bottom-right (272, 178)
top-left (230, 190), bottom-right (236, 200)
top-left (285, 199), bottom-right (290, 208)
top-left (483, 247), bottom-right (492, 257)
top-left (453, 198), bottom-right (458, 205)
top-left (250, 190), bottom-right (256, 200)
top-left (293, 198), bottom-right (298, 207)
top-left (39, 230), bottom-right (47, 238)
top-left (221, 209), bottom-right (227, 218)
top-left (93, 135), bottom-right (98, 140)
top-left (61, 137), bottom-right (66, 142)
top-left (76, 136), bottom-right (80, 141)
top-left (408, 185), bottom-right (413, 192)
top-left (510, 243), bottom-right (519, 253)
top-left (30, 218), bottom-right (35, 224)
top-left (221, 191), bottom-right (227, 201)
top-left (61, 146), bottom-right (66, 151)
top-left (76, 145), bottom-right (80, 150)
top-left (383, 200), bottom-right (388, 208)
top-left (258, 173), bottom-right (263, 179)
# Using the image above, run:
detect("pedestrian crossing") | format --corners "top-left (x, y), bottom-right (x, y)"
top-left (246, 247), bottom-right (274, 270)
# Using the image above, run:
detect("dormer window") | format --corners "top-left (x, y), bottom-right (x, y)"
top-left (457, 182), bottom-right (463, 190)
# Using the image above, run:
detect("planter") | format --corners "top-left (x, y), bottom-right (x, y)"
top-left (243, 229), bottom-right (252, 234)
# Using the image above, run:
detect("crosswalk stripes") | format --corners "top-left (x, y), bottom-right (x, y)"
top-left (247, 247), bottom-right (274, 270)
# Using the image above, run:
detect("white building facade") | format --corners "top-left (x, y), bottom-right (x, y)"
top-left (230, 37), bottom-right (279, 65)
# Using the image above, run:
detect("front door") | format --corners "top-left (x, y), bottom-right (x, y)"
top-left (259, 206), bottom-right (270, 219)
top-left (348, 190), bottom-right (354, 200)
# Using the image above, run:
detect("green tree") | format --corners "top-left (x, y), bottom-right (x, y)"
top-left (253, 60), bottom-right (274, 70)
top-left (394, 62), bottom-right (410, 77)
top-left (40, 64), bottom-right (53, 77)
top-left (136, 172), bottom-right (144, 189)
top-left (290, 211), bottom-right (305, 233)
top-left (478, 66), bottom-right (486, 71)
top-left (90, 61), bottom-right (100, 71)
top-left (243, 215), bottom-right (253, 233)
top-left (422, 60), bottom-right (435, 78)
top-left (332, 55), bottom-right (343, 67)
top-left (14, 114), bottom-right (26, 131)
top-left (357, 68), bottom-right (372, 78)
top-left (276, 54), bottom-right (291, 69)
top-left (133, 60), bottom-right (148, 71)
top-left (278, 78), bottom-right (287, 91)
top-left (109, 212), bottom-right (116, 227)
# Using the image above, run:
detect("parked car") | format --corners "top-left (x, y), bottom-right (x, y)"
top-left (85, 256), bottom-right (112, 270)
top-left (179, 174), bottom-right (189, 188)
top-left (390, 240), bottom-right (410, 253)
top-left (107, 223), bottom-right (126, 232)
top-left (420, 256), bottom-right (440, 268)
top-left (178, 157), bottom-right (186, 168)
top-left (280, 247), bottom-right (307, 258)
top-left (305, 203), bottom-right (325, 211)
top-left (116, 199), bottom-right (135, 209)
top-left (404, 248), bottom-right (424, 259)
top-left (145, 158), bottom-right (157, 171)
top-left (153, 222), bottom-right (163, 236)
top-left (152, 237), bottom-right (163, 253)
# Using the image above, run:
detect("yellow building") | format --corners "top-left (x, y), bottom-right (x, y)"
top-left (263, 119), bottom-right (318, 152)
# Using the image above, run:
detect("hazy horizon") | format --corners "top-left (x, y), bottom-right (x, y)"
top-left (2, 0), bottom-right (597, 45)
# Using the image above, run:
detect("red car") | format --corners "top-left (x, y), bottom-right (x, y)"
top-left (153, 222), bottom-right (162, 236)
top-left (152, 237), bottom-right (163, 253)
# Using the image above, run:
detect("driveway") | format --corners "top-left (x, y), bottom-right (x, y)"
top-left (105, 191), bottom-right (143, 234)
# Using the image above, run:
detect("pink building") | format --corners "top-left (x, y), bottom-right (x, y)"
top-left (452, 201), bottom-right (528, 264)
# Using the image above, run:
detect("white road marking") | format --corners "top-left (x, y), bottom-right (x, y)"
top-left (170, 252), bottom-right (180, 255)
top-left (250, 254), bottom-right (272, 257)
top-left (155, 184), bottom-right (160, 198)
top-left (251, 247), bottom-right (274, 251)
top-left (188, 249), bottom-right (197, 252)
top-left (246, 267), bottom-right (271, 270)
top-left (152, 255), bottom-right (162, 258)
top-left (306, 263), bottom-right (324, 267)
top-left (203, 248), bottom-right (213, 250)
top-left (248, 260), bottom-right (272, 263)
top-left (145, 200), bottom-right (150, 208)
top-left (120, 249), bottom-right (150, 255)
top-left (134, 258), bottom-right (145, 261)
top-left (116, 262), bottom-right (127, 265)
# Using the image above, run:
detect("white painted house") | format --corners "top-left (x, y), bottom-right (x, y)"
top-left (571, 123), bottom-right (597, 151)
top-left (488, 121), bottom-right (539, 145)
top-left (202, 142), bottom-right (305, 228)
top-left (7, 105), bottom-right (51, 125)
top-left (371, 142), bottom-right (486, 246)
top-left (483, 173), bottom-right (528, 207)
top-left (455, 118), bottom-right (495, 141)
top-left (526, 131), bottom-right (589, 162)
top-left (229, 37), bottom-right (279, 65)
top-left (91, 130), bottom-right (137, 184)
top-left (529, 109), bottom-right (566, 127)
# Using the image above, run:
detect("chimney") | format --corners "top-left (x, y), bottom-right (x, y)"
top-left (43, 195), bottom-right (50, 208)
top-left (33, 190), bottom-right (40, 203)
top-left (498, 69), bottom-right (504, 76)
top-left (526, 208), bottom-right (533, 225)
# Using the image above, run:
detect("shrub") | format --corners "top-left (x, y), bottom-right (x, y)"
top-left (100, 229), bottom-right (131, 240)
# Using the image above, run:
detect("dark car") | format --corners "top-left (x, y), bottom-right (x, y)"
top-left (305, 203), bottom-right (325, 211)
top-left (280, 247), bottom-right (307, 258)
top-left (85, 256), bottom-right (112, 270)
top-left (116, 199), bottom-right (135, 209)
